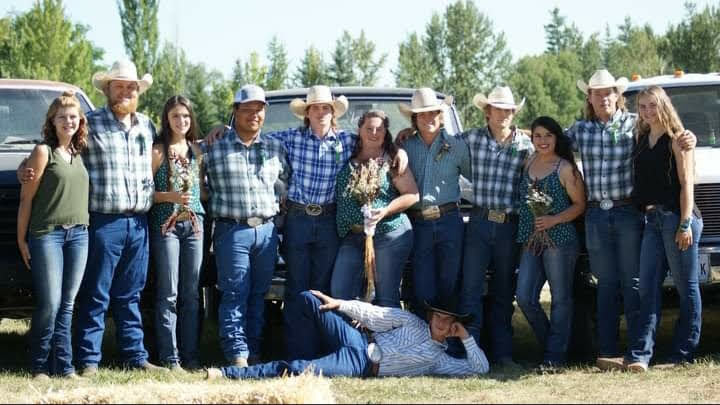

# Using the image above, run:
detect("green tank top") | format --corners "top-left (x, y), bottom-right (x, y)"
top-left (335, 158), bottom-right (407, 238)
top-left (29, 145), bottom-right (89, 236)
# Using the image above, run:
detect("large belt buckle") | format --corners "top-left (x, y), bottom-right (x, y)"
top-left (487, 209), bottom-right (507, 223)
top-left (421, 205), bottom-right (441, 220)
top-left (599, 199), bottom-right (614, 210)
top-left (305, 204), bottom-right (323, 216)
top-left (247, 217), bottom-right (264, 227)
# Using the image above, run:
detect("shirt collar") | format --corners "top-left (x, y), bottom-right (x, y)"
top-left (305, 126), bottom-right (338, 141)
top-left (101, 106), bottom-right (139, 128)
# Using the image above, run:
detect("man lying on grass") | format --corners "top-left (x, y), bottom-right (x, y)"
top-left (206, 290), bottom-right (489, 379)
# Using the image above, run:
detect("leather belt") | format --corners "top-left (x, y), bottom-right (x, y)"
top-left (587, 198), bottom-right (634, 210)
top-left (407, 202), bottom-right (458, 221)
top-left (287, 201), bottom-right (336, 217)
top-left (216, 216), bottom-right (271, 227)
top-left (470, 207), bottom-right (517, 224)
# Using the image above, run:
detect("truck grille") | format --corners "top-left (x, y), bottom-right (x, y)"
top-left (696, 183), bottom-right (720, 241)
top-left (0, 187), bottom-right (19, 249)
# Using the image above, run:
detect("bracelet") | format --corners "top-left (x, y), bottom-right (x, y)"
top-left (678, 217), bottom-right (692, 233)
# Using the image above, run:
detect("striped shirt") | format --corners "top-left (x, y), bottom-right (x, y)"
top-left (267, 127), bottom-right (356, 205)
top-left (566, 109), bottom-right (637, 202)
top-left (84, 107), bottom-right (155, 214)
top-left (203, 129), bottom-right (289, 219)
top-left (338, 300), bottom-right (489, 376)
top-left (403, 129), bottom-right (471, 209)
top-left (461, 127), bottom-right (534, 212)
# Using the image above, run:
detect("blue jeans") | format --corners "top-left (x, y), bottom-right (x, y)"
top-left (628, 209), bottom-right (703, 365)
top-left (221, 291), bottom-right (370, 379)
top-left (282, 213), bottom-right (340, 360)
top-left (516, 241), bottom-right (578, 365)
top-left (214, 220), bottom-right (277, 361)
top-left (28, 225), bottom-right (88, 376)
top-left (151, 217), bottom-right (204, 366)
top-left (76, 213), bottom-right (150, 368)
top-left (410, 210), bottom-right (464, 320)
top-left (331, 218), bottom-right (413, 307)
top-left (458, 215), bottom-right (519, 362)
top-left (585, 205), bottom-right (643, 358)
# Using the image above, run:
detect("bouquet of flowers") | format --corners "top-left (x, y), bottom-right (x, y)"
top-left (525, 181), bottom-right (555, 255)
top-left (161, 152), bottom-right (202, 236)
top-left (345, 158), bottom-right (385, 302)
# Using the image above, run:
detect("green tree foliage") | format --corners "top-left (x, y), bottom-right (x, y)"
top-left (606, 19), bottom-right (665, 78)
top-left (352, 30), bottom-right (387, 86)
top-left (116, 0), bottom-right (159, 77)
top-left (294, 45), bottom-right (327, 87)
top-left (265, 36), bottom-right (289, 90)
top-left (544, 7), bottom-right (583, 54)
top-left (231, 52), bottom-right (268, 88)
top-left (328, 31), bottom-right (357, 86)
top-left (661, 2), bottom-right (720, 73)
top-left (394, 33), bottom-right (435, 88)
top-left (328, 30), bottom-right (387, 86)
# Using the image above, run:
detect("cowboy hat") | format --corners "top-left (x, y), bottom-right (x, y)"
top-left (92, 59), bottom-right (153, 94)
top-left (577, 69), bottom-right (629, 95)
top-left (289, 85), bottom-right (348, 120)
top-left (398, 88), bottom-right (453, 120)
top-left (473, 86), bottom-right (525, 111)
top-left (424, 300), bottom-right (473, 324)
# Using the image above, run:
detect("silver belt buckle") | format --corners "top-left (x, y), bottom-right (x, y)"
top-left (247, 217), bottom-right (264, 227)
top-left (487, 209), bottom-right (506, 223)
top-left (367, 342), bottom-right (383, 363)
top-left (305, 204), bottom-right (323, 216)
top-left (421, 205), bottom-right (441, 220)
top-left (599, 199), bottom-right (614, 210)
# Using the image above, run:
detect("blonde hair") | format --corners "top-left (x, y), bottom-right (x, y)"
top-left (584, 88), bottom-right (626, 121)
top-left (635, 86), bottom-right (685, 139)
top-left (42, 91), bottom-right (88, 154)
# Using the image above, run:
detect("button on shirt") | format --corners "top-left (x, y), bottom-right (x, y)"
top-left (404, 129), bottom-right (471, 209)
top-left (203, 129), bottom-right (289, 219)
top-left (268, 127), bottom-right (356, 205)
top-left (566, 109), bottom-right (637, 202)
top-left (462, 127), bottom-right (534, 211)
top-left (337, 300), bottom-right (489, 376)
top-left (84, 107), bottom-right (155, 214)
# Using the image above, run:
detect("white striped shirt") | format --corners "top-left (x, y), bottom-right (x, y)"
top-left (338, 300), bottom-right (489, 377)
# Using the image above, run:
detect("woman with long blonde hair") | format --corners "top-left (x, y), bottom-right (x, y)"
top-left (17, 91), bottom-right (89, 379)
top-left (626, 85), bottom-right (703, 371)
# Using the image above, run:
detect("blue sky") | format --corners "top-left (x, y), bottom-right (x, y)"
top-left (1, 0), bottom-right (716, 86)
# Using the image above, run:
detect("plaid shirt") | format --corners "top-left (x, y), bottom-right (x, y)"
top-left (267, 127), bottom-right (356, 205)
top-left (461, 127), bottom-right (534, 212)
top-left (203, 129), bottom-right (289, 219)
top-left (84, 107), bottom-right (155, 214)
top-left (404, 129), bottom-right (471, 209)
top-left (566, 109), bottom-right (637, 202)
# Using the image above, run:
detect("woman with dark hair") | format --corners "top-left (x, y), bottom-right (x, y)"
top-left (149, 95), bottom-right (207, 370)
top-left (515, 116), bottom-right (586, 368)
top-left (331, 110), bottom-right (419, 307)
top-left (17, 91), bottom-right (89, 379)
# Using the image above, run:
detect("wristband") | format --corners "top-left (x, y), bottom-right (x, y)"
top-left (678, 217), bottom-right (692, 233)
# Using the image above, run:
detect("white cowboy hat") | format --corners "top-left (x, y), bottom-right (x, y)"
top-left (92, 59), bottom-right (153, 94)
top-left (577, 69), bottom-right (629, 95)
top-left (289, 85), bottom-right (348, 120)
top-left (398, 88), bottom-right (453, 120)
top-left (473, 86), bottom-right (525, 111)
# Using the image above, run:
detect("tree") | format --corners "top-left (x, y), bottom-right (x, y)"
top-left (328, 30), bottom-right (387, 86)
top-left (265, 36), bottom-right (288, 90)
top-left (606, 21), bottom-right (665, 78)
top-left (544, 7), bottom-right (583, 54)
top-left (116, 0), bottom-right (159, 78)
top-left (352, 30), bottom-right (387, 86)
top-left (328, 31), bottom-right (356, 86)
top-left (294, 46), bottom-right (327, 87)
top-left (394, 33), bottom-right (435, 88)
top-left (231, 52), bottom-right (268, 88)
top-left (660, 2), bottom-right (720, 73)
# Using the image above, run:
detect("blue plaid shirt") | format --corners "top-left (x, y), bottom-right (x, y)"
top-left (566, 109), bottom-right (637, 202)
top-left (404, 129), bottom-right (471, 209)
top-left (267, 127), bottom-right (356, 205)
top-left (461, 127), bottom-right (534, 212)
top-left (84, 107), bottom-right (155, 214)
top-left (203, 129), bottom-right (289, 219)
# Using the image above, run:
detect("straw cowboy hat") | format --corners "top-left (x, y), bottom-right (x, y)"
top-left (398, 88), bottom-right (454, 120)
top-left (92, 59), bottom-right (153, 94)
top-left (473, 86), bottom-right (525, 111)
top-left (289, 85), bottom-right (349, 120)
top-left (577, 69), bottom-right (629, 95)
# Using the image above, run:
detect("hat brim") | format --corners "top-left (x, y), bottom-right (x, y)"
top-left (577, 77), bottom-right (629, 95)
top-left (289, 95), bottom-right (349, 120)
top-left (423, 301), bottom-right (473, 324)
top-left (398, 96), bottom-right (453, 121)
top-left (473, 94), bottom-right (525, 112)
top-left (92, 72), bottom-right (153, 95)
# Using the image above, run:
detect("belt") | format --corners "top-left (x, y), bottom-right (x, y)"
top-left (587, 198), bottom-right (634, 210)
top-left (287, 201), bottom-right (336, 217)
top-left (407, 202), bottom-right (458, 221)
top-left (470, 207), bottom-right (517, 224)
top-left (216, 216), bottom-right (271, 227)
top-left (350, 224), bottom-right (365, 234)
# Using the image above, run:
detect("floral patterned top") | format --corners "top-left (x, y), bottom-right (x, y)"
top-left (335, 158), bottom-right (408, 238)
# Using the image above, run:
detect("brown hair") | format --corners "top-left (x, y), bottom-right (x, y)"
top-left (42, 91), bottom-right (88, 154)
top-left (159, 95), bottom-right (200, 144)
top-left (584, 88), bottom-right (626, 121)
top-left (352, 109), bottom-right (398, 163)
top-left (410, 111), bottom-right (444, 132)
top-left (303, 105), bottom-right (339, 130)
